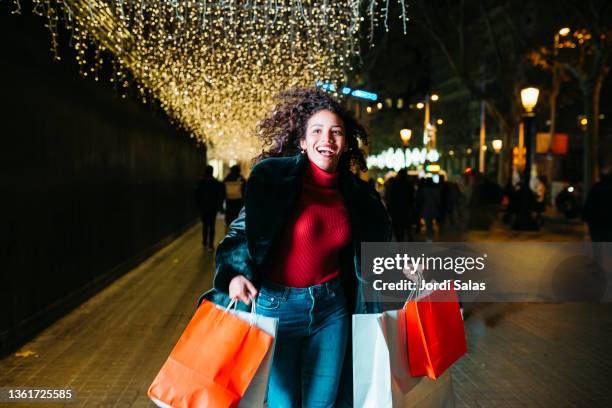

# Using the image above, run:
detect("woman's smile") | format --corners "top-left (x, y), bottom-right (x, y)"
top-left (315, 144), bottom-right (338, 157)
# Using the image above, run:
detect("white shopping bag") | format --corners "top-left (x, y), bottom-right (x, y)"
top-left (230, 307), bottom-right (278, 407)
top-left (353, 310), bottom-right (454, 408)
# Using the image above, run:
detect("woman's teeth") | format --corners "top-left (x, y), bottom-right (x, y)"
top-left (316, 147), bottom-right (335, 156)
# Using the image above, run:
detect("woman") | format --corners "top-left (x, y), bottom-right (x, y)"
top-left (198, 88), bottom-right (391, 407)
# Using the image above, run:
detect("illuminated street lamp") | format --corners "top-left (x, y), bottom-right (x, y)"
top-left (431, 94), bottom-right (439, 101)
top-left (492, 139), bottom-right (503, 153)
top-left (520, 87), bottom-right (540, 113)
top-left (492, 139), bottom-right (503, 183)
top-left (436, 118), bottom-right (444, 125)
top-left (514, 86), bottom-right (540, 231)
top-left (400, 129), bottom-right (412, 146)
top-left (400, 128), bottom-right (412, 167)
top-left (416, 102), bottom-right (425, 109)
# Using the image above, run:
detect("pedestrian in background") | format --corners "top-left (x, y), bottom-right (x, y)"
top-left (385, 168), bottom-right (415, 241)
top-left (199, 87), bottom-right (391, 407)
top-left (223, 164), bottom-right (246, 229)
top-left (417, 177), bottom-right (440, 242)
top-left (534, 175), bottom-right (548, 226)
top-left (194, 165), bottom-right (223, 251)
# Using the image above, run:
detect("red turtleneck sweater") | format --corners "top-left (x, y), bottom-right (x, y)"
top-left (265, 159), bottom-right (352, 287)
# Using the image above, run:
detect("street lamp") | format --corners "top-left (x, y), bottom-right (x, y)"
top-left (513, 86), bottom-right (540, 231)
top-left (492, 139), bottom-right (503, 183)
top-left (419, 94), bottom-right (439, 148)
top-left (492, 139), bottom-right (503, 153)
top-left (400, 129), bottom-right (412, 145)
top-left (520, 87), bottom-right (539, 113)
top-left (400, 129), bottom-right (412, 167)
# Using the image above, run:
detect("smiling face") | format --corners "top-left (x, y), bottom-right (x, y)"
top-left (299, 109), bottom-right (347, 172)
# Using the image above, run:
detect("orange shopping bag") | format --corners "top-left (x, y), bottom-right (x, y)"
top-left (405, 285), bottom-right (467, 380)
top-left (148, 299), bottom-right (274, 408)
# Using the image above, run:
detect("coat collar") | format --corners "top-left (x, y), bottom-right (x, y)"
top-left (244, 153), bottom-right (388, 265)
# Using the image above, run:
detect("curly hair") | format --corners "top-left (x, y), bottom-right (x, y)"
top-left (254, 87), bottom-right (369, 172)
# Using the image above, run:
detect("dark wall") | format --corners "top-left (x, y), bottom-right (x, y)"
top-left (0, 9), bottom-right (206, 354)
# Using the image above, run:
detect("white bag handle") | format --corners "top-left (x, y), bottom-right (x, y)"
top-left (404, 269), bottom-right (424, 306)
top-left (215, 295), bottom-right (259, 327)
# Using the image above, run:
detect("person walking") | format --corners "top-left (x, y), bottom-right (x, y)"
top-left (417, 177), bottom-right (440, 242)
top-left (223, 164), bottom-right (246, 229)
top-left (198, 88), bottom-right (391, 407)
top-left (385, 168), bottom-right (415, 241)
top-left (194, 165), bottom-right (223, 251)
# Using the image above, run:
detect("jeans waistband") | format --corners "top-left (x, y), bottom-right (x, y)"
top-left (260, 277), bottom-right (343, 300)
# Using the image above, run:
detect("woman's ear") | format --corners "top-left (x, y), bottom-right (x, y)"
top-left (299, 138), bottom-right (307, 151)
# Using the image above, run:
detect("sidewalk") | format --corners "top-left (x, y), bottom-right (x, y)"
top-left (0, 218), bottom-right (223, 407)
top-left (1, 215), bottom-right (610, 407)
top-left (414, 207), bottom-right (589, 242)
top-left (447, 211), bottom-right (612, 406)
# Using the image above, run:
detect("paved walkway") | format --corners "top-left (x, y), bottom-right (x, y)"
top-left (0, 219), bottom-right (221, 407)
top-left (1, 215), bottom-right (611, 407)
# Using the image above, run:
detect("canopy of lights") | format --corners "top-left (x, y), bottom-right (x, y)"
top-left (9, 0), bottom-right (407, 161)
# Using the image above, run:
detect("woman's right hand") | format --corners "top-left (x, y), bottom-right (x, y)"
top-left (229, 275), bottom-right (258, 305)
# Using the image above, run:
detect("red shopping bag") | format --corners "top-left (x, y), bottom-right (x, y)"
top-left (405, 286), bottom-right (467, 380)
top-left (148, 300), bottom-right (273, 408)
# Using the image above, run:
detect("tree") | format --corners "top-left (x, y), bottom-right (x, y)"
top-left (528, 0), bottom-right (611, 194)
top-left (559, 1), bottom-right (611, 193)
top-left (407, 0), bottom-right (565, 183)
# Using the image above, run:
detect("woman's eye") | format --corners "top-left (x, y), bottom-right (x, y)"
top-left (313, 129), bottom-right (321, 134)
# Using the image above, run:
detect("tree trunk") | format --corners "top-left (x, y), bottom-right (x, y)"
top-left (582, 80), bottom-right (594, 198)
top-left (500, 126), bottom-right (514, 186)
top-left (592, 69), bottom-right (605, 182)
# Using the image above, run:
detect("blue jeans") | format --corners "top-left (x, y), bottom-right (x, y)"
top-left (255, 278), bottom-right (350, 408)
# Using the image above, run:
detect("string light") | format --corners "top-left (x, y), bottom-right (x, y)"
top-left (11, 0), bottom-right (408, 161)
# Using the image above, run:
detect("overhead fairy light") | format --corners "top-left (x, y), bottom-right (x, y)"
top-left (9, 0), bottom-right (408, 161)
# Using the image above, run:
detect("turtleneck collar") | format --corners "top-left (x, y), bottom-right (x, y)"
top-left (305, 158), bottom-right (340, 188)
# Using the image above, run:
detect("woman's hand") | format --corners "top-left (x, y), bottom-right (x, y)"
top-left (229, 275), bottom-right (258, 305)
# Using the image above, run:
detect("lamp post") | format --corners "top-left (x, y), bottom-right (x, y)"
top-left (492, 139), bottom-right (503, 184)
top-left (400, 129), bottom-right (412, 167)
top-left (548, 27), bottom-right (570, 185)
top-left (417, 94), bottom-right (439, 148)
top-left (513, 87), bottom-right (540, 230)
